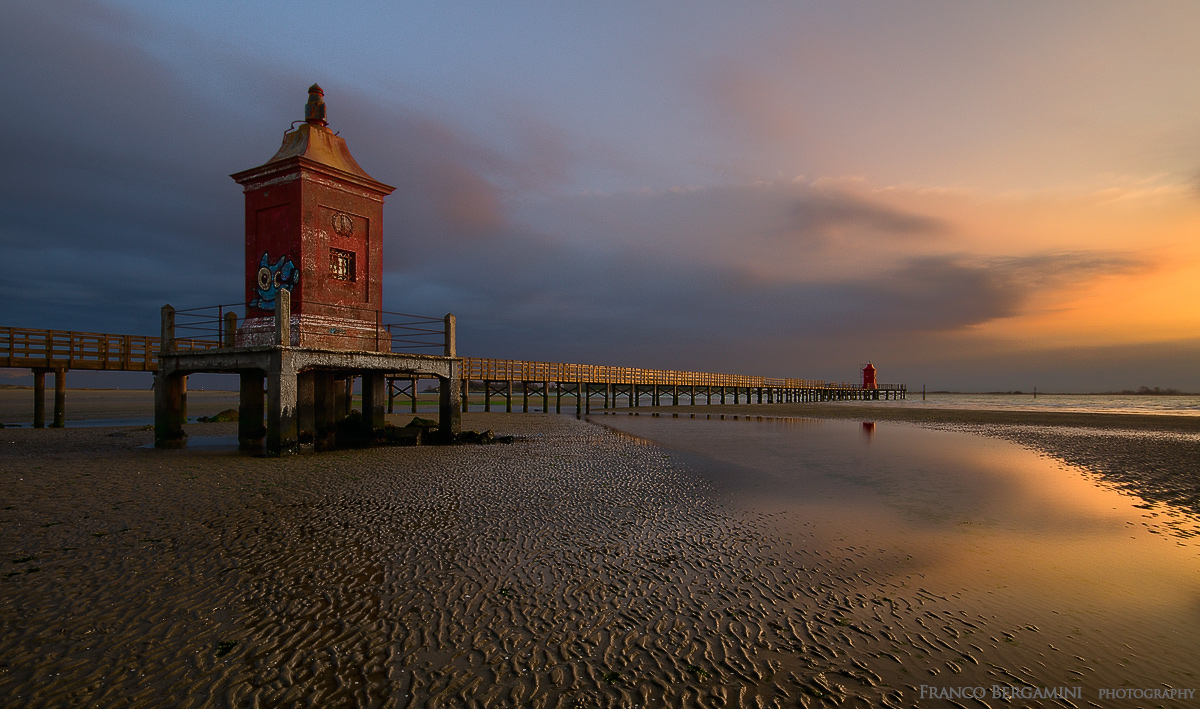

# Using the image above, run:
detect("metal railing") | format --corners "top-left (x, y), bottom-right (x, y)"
top-left (164, 299), bottom-right (451, 354)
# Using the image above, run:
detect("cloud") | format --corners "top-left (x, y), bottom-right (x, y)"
top-left (0, 1), bottom-right (1186, 392)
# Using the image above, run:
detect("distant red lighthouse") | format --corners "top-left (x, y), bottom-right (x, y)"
top-left (862, 362), bottom-right (878, 390)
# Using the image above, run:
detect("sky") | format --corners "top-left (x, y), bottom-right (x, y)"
top-left (2, 0), bottom-right (1199, 392)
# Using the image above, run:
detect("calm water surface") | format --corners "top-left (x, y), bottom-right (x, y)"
top-left (846, 391), bottom-right (1200, 416)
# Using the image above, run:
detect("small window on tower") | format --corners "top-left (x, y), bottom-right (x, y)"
top-left (330, 248), bottom-right (355, 282)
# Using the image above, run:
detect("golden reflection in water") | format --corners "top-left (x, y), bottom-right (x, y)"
top-left (600, 415), bottom-right (1200, 685)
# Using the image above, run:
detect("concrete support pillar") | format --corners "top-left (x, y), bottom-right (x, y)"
top-left (52, 369), bottom-right (67, 428)
top-left (238, 370), bottom-right (266, 452)
top-left (333, 378), bottom-right (349, 419)
top-left (673, 385), bottom-right (679, 406)
top-left (462, 378), bottom-right (469, 412)
top-left (160, 304), bottom-right (175, 352)
top-left (584, 383), bottom-right (591, 414)
top-left (362, 372), bottom-right (386, 432)
top-left (555, 382), bottom-right (561, 414)
top-left (411, 376), bottom-right (419, 414)
top-left (437, 360), bottom-right (462, 442)
top-left (542, 381), bottom-right (549, 412)
top-left (690, 387), bottom-right (696, 405)
top-left (523, 382), bottom-right (530, 413)
top-left (178, 374), bottom-right (187, 425)
top-left (604, 383), bottom-right (611, 409)
top-left (266, 350), bottom-right (297, 456)
top-left (506, 380), bottom-right (513, 413)
top-left (223, 311), bottom-right (237, 348)
top-left (484, 381), bottom-right (492, 412)
top-left (155, 368), bottom-right (187, 449)
top-left (297, 371), bottom-right (315, 443)
top-left (314, 371), bottom-right (337, 451)
top-left (32, 369), bottom-right (46, 429)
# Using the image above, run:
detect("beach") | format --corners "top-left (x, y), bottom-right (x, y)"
top-left (2, 392), bottom-right (1199, 706)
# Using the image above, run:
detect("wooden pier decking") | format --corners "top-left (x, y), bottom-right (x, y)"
top-left (2, 325), bottom-right (906, 427)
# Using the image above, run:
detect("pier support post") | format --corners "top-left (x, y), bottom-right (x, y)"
top-left (437, 361), bottom-right (461, 442)
top-left (223, 311), bottom-right (237, 348)
top-left (522, 382), bottom-right (530, 413)
top-left (154, 370), bottom-right (187, 449)
top-left (32, 369), bottom-right (46, 428)
top-left (297, 371), bottom-right (315, 443)
top-left (362, 372), bottom-right (386, 432)
top-left (506, 380), bottom-right (513, 413)
top-left (542, 381), bottom-right (550, 412)
top-left (334, 378), bottom-right (349, 419)
top-left (313, 371), bottom-right (336, 451)
top-left (49, 369), bottom-right (67, 428)
top-left (411, 376), bottom-right (419, 414)
top-left (238, 370), bottom-right (266, 452)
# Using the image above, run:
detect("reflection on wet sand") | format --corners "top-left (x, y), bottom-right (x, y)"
top-left (602, 415), bottom-right (1200, 700)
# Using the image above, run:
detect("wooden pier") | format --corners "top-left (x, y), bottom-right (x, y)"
top-left (2, 324), bottom-right (905, 428)
top-left (448, 358), bottom-right (904, 415)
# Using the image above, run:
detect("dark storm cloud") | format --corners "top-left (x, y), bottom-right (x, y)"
top-left (0, 1), bottom-right (543, 332)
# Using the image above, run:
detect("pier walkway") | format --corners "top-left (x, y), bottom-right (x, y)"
top-left (2, 325), bottom-right (905, 427)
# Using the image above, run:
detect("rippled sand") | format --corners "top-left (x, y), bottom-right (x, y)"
top-left (1, 413), bottom-right (890, 707)
top-left (4, 398), bottom-right (1198, 706)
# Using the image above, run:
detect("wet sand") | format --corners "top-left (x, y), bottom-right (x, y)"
top-left (2, 394), bottom-right (1199, 706)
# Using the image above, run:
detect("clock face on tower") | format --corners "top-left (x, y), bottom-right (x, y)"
top-left (332, 211), bottom-right (355, 236)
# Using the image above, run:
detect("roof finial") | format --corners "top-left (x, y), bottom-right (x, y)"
top-left (304, 84), bottom-right (327, 127)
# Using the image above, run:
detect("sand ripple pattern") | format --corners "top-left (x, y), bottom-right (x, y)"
top-left (1, 416), bottom-right (1083, 706)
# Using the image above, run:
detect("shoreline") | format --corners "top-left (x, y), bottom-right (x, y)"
top-left (614, 403), bottom-right (1200, 524)
top-left (616, 401), bottom-right (1200, 432)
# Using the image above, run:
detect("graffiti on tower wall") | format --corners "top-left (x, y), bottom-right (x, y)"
top-left (250, 252), bottom-right (299, 311)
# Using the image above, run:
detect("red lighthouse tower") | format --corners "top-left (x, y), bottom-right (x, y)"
top-left (230, 84), bottom-right (395, 350)
top-left (862, 361), bottom-right (878, 390)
